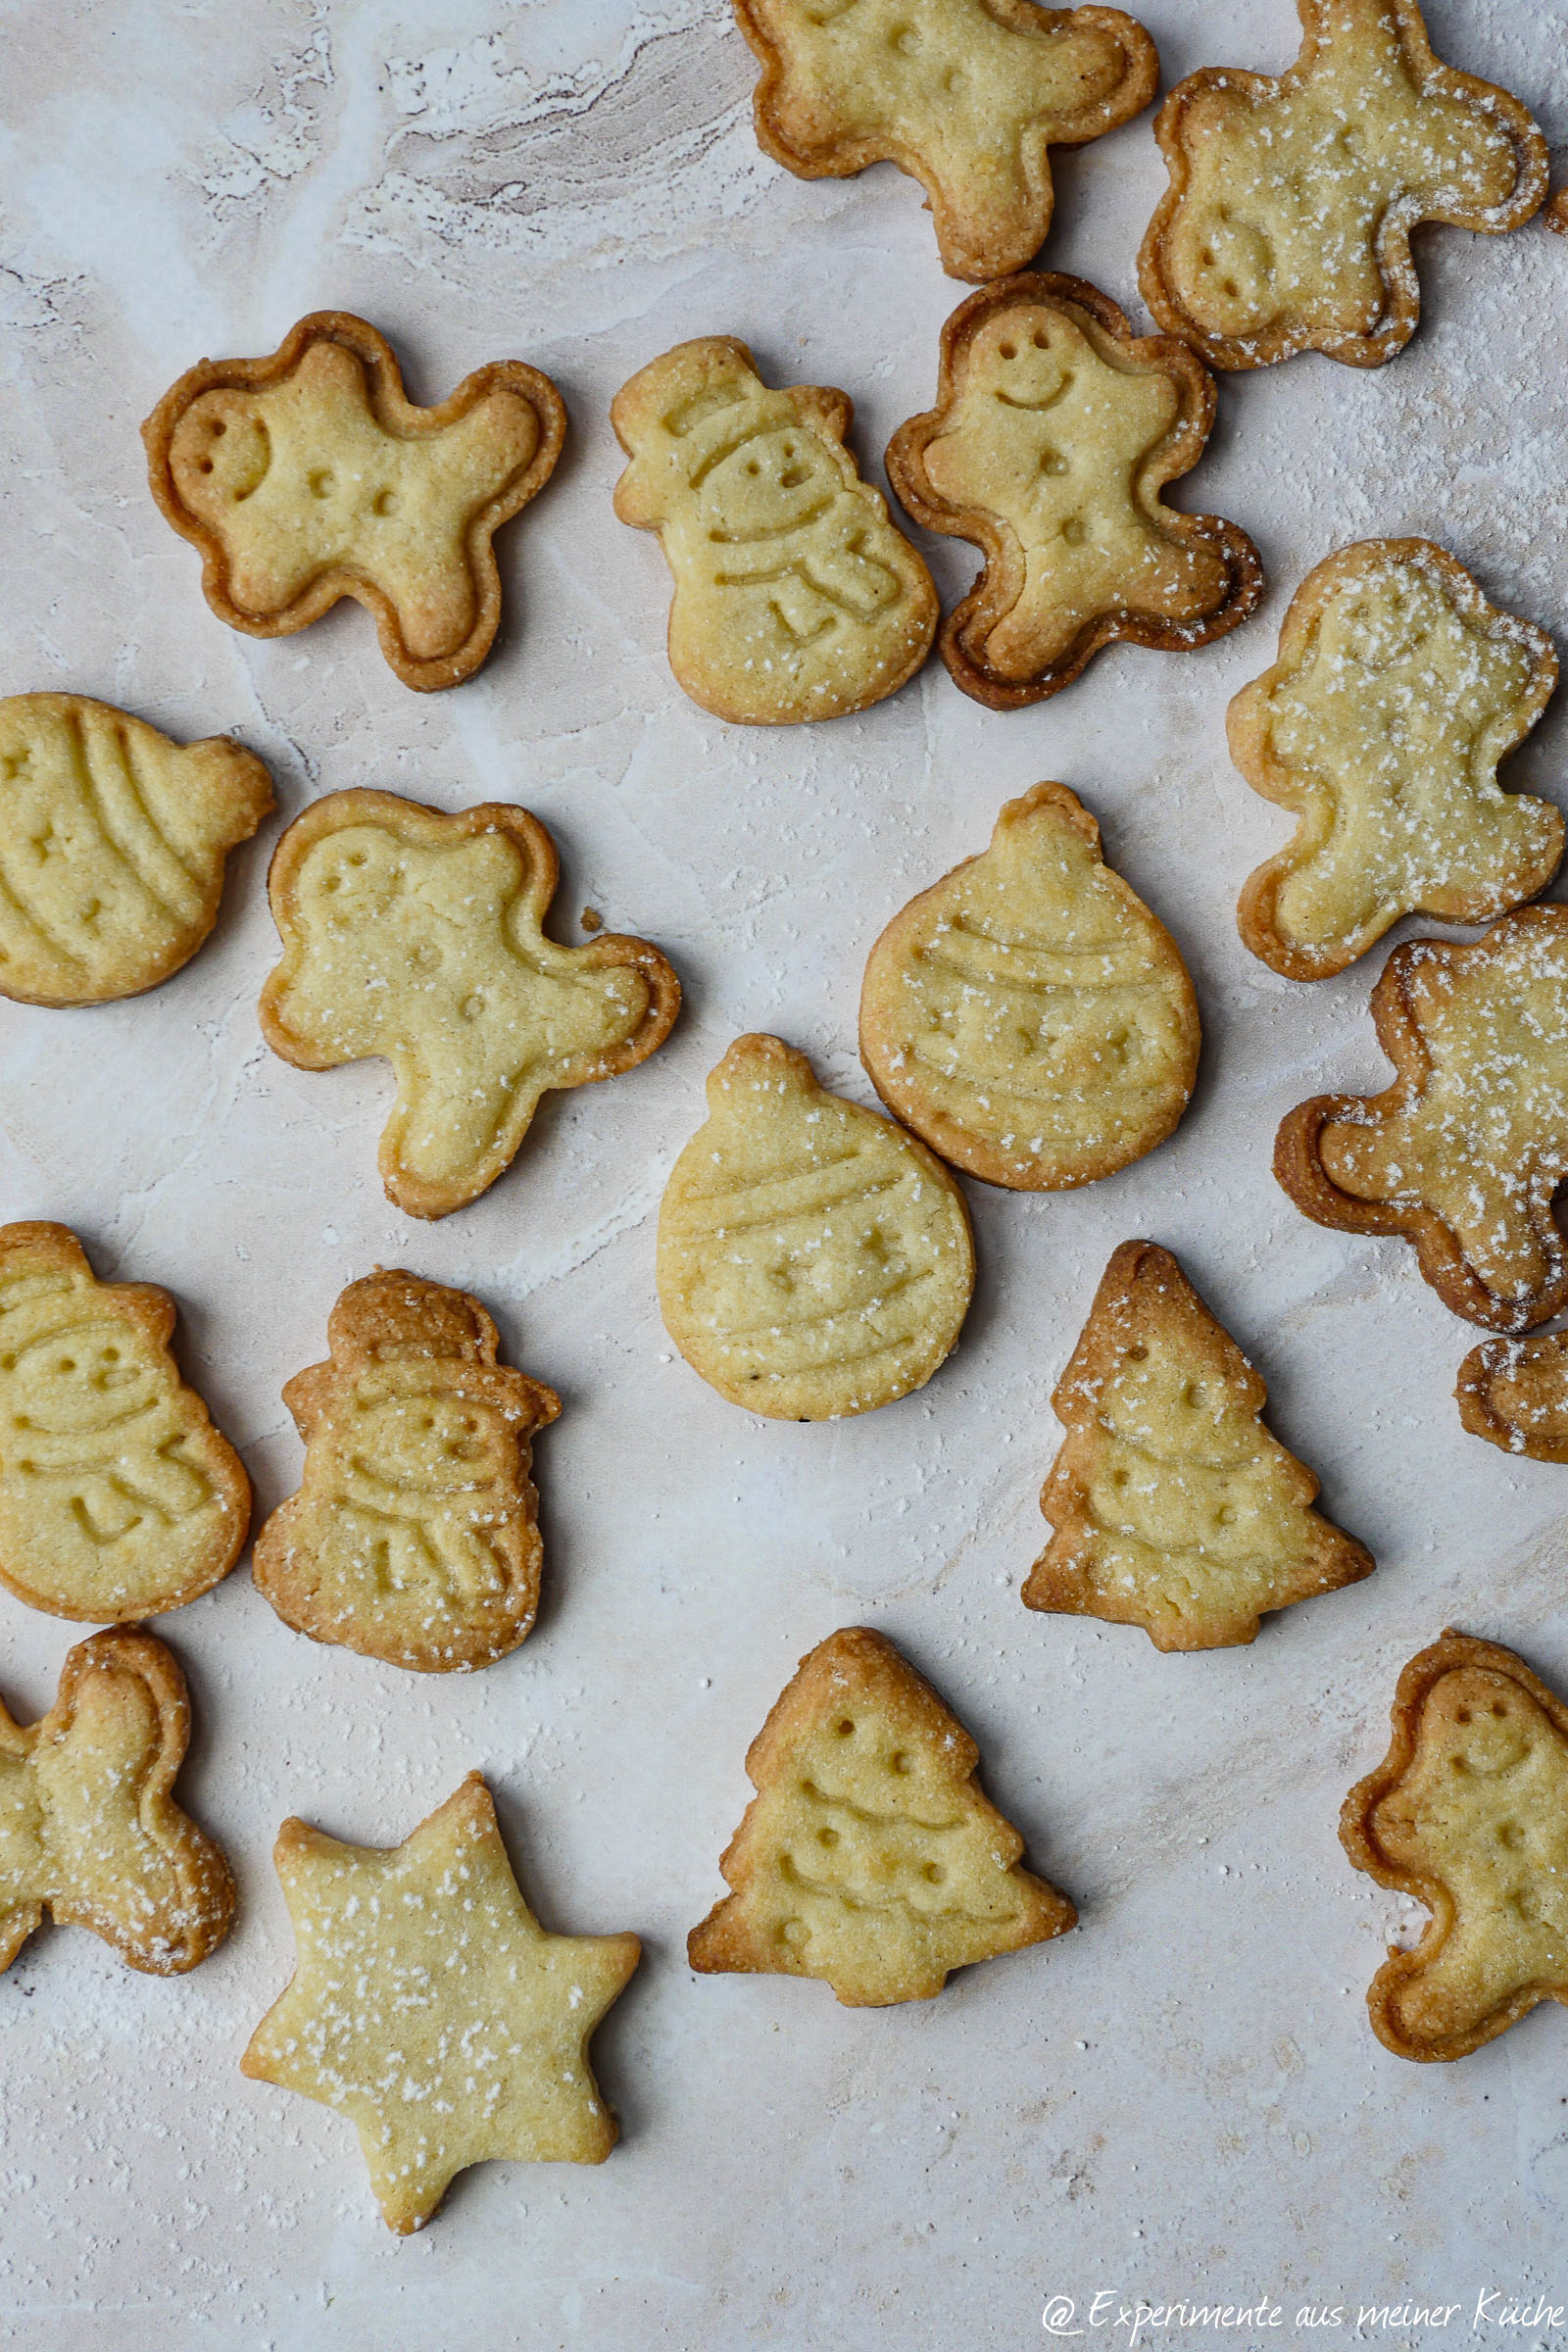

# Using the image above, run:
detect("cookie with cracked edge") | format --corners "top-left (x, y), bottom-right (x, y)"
top-left (886, 273), bottom-right (1262, 708)
top-left (142, 311), bottom-right (565, 691)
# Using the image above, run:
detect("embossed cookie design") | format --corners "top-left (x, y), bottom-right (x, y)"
top-left (1138, 0), bottom-right (1547, 370)
top-left (1342, 1632), bottom-right (1568, 2060)
top-left (887, 274), bottom-right (1262, 708)
top-left (859, 782), bottom-right (1200, 1189)
top-left (732, 0), bottom-right (1158, 281)
top-left (689, 1626), bottom-right (1075, 2005)
top-left (1457, 1332), bottom-right (1568, 1462)
top-left (1230, 542), bottom-right (1561, 981)
top-left (611, 336), bottom-right (937, 725)
top-left (0, 1222), bottom-right (249, 1622)
top-left (260, 792), bottom-right (680, 1220)
top-left (1023, 1241), bottom-right (1373, 1650)
top-left (0, 1628), bottom-right (235, 1976)
top-left (0, 695), bottom-right (273, 1006)
top-left (1275, 908), bottom-right (1568, 1332)
top-left (657, 1034), bottom-right (974, 1419)
top-left (253, 1270), bottom-right (561, 1673)
top-left (143, 312), bottom-right (566, 690)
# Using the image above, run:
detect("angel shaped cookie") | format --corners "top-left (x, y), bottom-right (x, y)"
top-left (732, 0), bottom-right (1158, 280)
top-left (1138, 0), bottom-right (1546, 370)
top-left (612, 337), bottom-right (936, 724)
top-left (1276, 908), bottom-right (1568, 1332)
top-left (1231, 542), bottom-right (1561, 980)
top-left (887, 274), bottom-right (1261, 707)
top-left (260, 792), bottom-right (680, 1219)
top-left (143, 313), bottom-right (565, 690)
top-left (1342, 1632), bottom-right (1568, 2059)
top-left (253, 1271), bottom-right (561, 1672)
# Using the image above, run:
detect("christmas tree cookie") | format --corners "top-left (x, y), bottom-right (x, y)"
top-left (689, 1626), bottom-right (1075, 2005)
top-left (657, 1034), bottom-right (974, 1419)
top-left (1024, 1241), bottom-right (1372, 1650)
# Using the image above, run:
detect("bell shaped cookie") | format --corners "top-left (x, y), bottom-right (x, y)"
top-left (733, 0), bottom-right (1158, 281)
top-left (888, 274), bottom-right (1261, 708)
top-left (1275, 908), bottom-right (1568, 1333)
top-left (689, 1626), bottom-right (1075, 2005)
top-left (611, 337), bottom-right (937, 725)
top-left (860, 782), bottom-right (1199, 1189)
top-left (260, 791), bottom-right (680, 1220)
top-left (1457, 1332), bottom-right (1568, 1462)
top-left (1342, 1632), bottom-right (1568, 2060)
top-left (1231, 542), bottom-right (1561, 980)
top-left (1139, 0), bottom-right (1546, 370)
top-left (0, 695), bottom-right (273, 1006)
top-left (253, 1270), bottom-right (561, 1672)
top-left (1024, 1242), bottom-right (1373, 1650)
top-left (658, 1034), bottom-right (973, 1419)
top-left (143, 312), bottom-right (565, 691)
top-left (0, 1628), bottom-right (234, 1975)
top-left (0, 1222), bottom-right (249, 1621)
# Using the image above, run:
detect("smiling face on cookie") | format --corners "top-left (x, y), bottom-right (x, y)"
top-left (0, 1318), bottom-right (162, 1437)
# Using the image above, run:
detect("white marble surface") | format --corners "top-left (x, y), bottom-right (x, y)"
top-left (4, 3), bottom-right (1568, 2346)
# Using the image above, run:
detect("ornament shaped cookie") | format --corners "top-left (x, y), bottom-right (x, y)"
top-left (1276, 908), bottom-right (1568, 1333)
top-left (1456, 1334), bottom-right (1568, 1462)
top-left (242, 1773), bottom-right (640, 2231)
top-left (0, 695), bottom-right (273, 1006)
top-left (1138, 0), bottom-right (1547, 371)
top-left (253, 1271), bottom-right (561, 1673)
top-left (260, 792), bottom-right (680, 1219)
top-left (732, 0), bottom-right (1158, 281)
top-left (657, 1034), bottom-right (974, 1419)
top-left (0, 1628), bottom-right (234, 1975)
top-left (0, 1223), bottom-right (249, 1621)
top-left (859, 782), bottom-right (1200, 1189)
top-left (611, 337), bottom-right (937, 725)
top-left (887, 274), bottom-right (1262, 708)
top-left (689, 1626), bottom-right (1075, 2005)
top-left (1024, 1242), bottom-right (1373, 1650)
top-left (143, 312), bottom-right (566, 691)
top-left (1342, 1632), bottom-right (1568, 2060)
top-left (1231, 542), bottom-right (1561, 980)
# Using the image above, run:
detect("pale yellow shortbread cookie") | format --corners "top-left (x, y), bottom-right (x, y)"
top-left (260, 791), bottom-right (680, 1219)
top-left (1139, 0), bottom-right (1546, 370)
top-left (0, 1222), bottom-right (249, 1621)
top-left (860, 782), bottom-right (1200, 1189)
top-left (253, 1270), bottom-right (561, 1673)
top-left (657, 1034), bottom-right (974, 1419)
top-left (1231, 542), bottom-right (1561, 979)
top-left (242, 1773), bottom-right (640, 2231)
top-left (0, 695), bottom-right (273, 1006)
top-left (0, 1627), bottom-right (234, 1974)
top-left (1024, 1241), bottom-right (1373, 1650)
top-left (689, 1626), bottom-right (1075, 2005)
top-left (733, 0), bottom-right (1158, 281)
top-left (611, 337), bottom-right (937, 725)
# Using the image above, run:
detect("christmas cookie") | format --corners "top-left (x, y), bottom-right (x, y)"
top-left (1342, 1631), bottom-right (1568, 2060)
top-left (886, 273), bottom-right (1261, 708)
top-left (1, 1628), bottom-right (234, 1975)
top-left (859, 782), bottom-right (1200, 1189)
top-left (260, 792), bottom-right (680, 1219)
top-left (1231, 542), bottom-right (1560, 980)
top-left (142, 312), bottom-right (566, 691)
top-left (0, 1222), bottom-right (249, 1621)
top-left (1023, 1241), bottom-right (1373, 1650)
top-left (0, 695), bottom-right (273, 1006)
top-left (1275, 908), bottom-right (1568, 1332)
top-left (242, 1773), bottom-right (640, 2231)
top-left (689, 1626), bottom-right (1075, 2005)
top-left (611, 337), bottom-right (937, 725)
top-left (732, 0), bottom-right (1158, 281)
top-left (1456, 1333), bottom-right (1568, 1461)
top-left (657, 1033), bottom-right (974, 1420)
top-left (1138, 0), bottom-right (1547, 370)
top-left (253, 1270), bottom-right (561, 1672)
